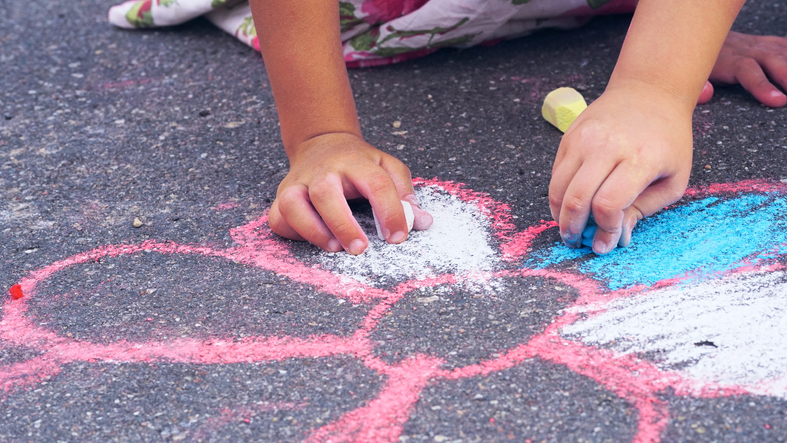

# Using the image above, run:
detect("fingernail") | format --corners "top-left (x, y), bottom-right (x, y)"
top-left (327, 238), bottom-right (342, 252)
top-left (403, 194), bottom-right (421, 208)
top-left (388, 230), bottom-right (407, 244)
top-left (593, 237), bottom-right (614, 255)
top-left (562, 231), bottom-right (580, 248)
top-left (348, 239), bottom-right (366, 255)
top-left (771, 90), bottom-right (786, 98)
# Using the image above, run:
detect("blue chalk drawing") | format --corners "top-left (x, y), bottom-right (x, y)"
top-left (528, 194), bottom-right (787, 290)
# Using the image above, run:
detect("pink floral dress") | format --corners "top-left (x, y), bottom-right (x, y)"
top-left (108, 0), bottom-right (636, 67)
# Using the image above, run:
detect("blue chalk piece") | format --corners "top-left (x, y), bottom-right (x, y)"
top-left (527, 194), bottom-right (787, 290)
top-left (582, 225), bottom-right (597, 239)
top-left (581, 236), bottom-right (594, 247)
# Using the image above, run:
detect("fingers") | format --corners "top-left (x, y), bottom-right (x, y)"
top-left (554, 160), bottom-right (616, 248)
top-left (617, 176), bottom-right (688, 248)
top-left (697, 81), bottom-right (714, 104)
top-left (306, 176), bottom-right (370, 255)
top-left (735, 58), bottom-right (787, 107)
top-left (380, 156), bottom-right (433, 231)
top-left (760, 52), bottom-right (787, 97)
top-left (548, 153), bottom-right (582, 223)
top-left (587, 161), bottom-right (658, 254)
top-left (404, 195), bottom-right (434, 231)
top-left (561, 161), bottom-right (687, 255)
top-left (347, 165), bottom-right (409, 244)
top-left (268, 199), bottom-right (305, 241)
top-left (273, 185), bottom-right (345, 253)
top-left (592, 169), bottom-right (688, 254)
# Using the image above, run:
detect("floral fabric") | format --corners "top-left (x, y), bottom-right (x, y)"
top-left (108, 0), bottom-right (636, 67)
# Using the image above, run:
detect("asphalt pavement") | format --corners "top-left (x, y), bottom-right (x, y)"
top-left (2, 1), bottom-right (787, 442)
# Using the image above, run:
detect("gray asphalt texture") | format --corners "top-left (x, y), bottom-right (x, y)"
top-left (2, 0), bottom-right (787, 441)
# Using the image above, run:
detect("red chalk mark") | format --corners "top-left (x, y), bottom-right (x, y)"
top-left (214, 202), bottom-right (240, 210)
top-left (413, 177), bottom-right (518, 242)
top-left (0, 355), bottom-right (64, 393)
top-left (683, 179), bottom-right (787, 198)
top-left (229, 213), bottom-right (391, 303)
top-left (9, 284), bottom-right (23, 300)
top-left (1, 179), bottom-right (784, 443)
top-left (306, 356), bottom-right (442, 443)
top-left (500, 221), bottom-right (558, 261)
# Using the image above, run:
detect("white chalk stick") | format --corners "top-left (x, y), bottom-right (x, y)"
top-left (373, 200), bottom-right (415, 241)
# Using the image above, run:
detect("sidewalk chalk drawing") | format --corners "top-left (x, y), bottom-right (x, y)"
top-left (3, 178), bottom-right (787, 442)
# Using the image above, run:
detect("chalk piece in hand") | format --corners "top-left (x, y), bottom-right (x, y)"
top-left (9, 284), bottom-right (23, 300)
top-left (373, 200), bottom-right (414, 241)
top-left (542, 87), bottom-right (587, 133)
top-left (581, 225), bottom-right (597, 247)
top-left (580, 215), bottom-right (597, 248)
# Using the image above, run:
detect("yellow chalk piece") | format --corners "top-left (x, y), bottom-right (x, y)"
top-left (542, 87), bottom-right (588, 133)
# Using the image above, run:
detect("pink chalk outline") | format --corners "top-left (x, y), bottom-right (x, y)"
top-left (3, 178), bottom-right (786, 442)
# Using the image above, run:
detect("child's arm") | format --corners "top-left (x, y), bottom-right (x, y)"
top-left (249, 0), bottom-right (431, 255)
top-left (549, 0), bottom-right (745, 254)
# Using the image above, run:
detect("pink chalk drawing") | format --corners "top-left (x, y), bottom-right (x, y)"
top-left (3, 178), bottom-right (787, 442)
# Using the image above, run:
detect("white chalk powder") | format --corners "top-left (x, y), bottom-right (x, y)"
top-left (317, 187), bottom-right (500, 287)
top-left (562, 270), bottom-right (787, 397)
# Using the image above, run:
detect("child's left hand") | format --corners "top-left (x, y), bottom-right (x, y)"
top-left (549, 82), bottom-right (694, 255)
top-left (706, 31), bottom-right (787, 107)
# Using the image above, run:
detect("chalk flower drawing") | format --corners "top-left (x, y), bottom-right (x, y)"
top-left (2, 179), bottom-right (787, 442)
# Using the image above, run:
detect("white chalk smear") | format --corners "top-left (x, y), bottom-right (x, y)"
top-left (563, 270), bottom-right (787, 397)
top-left (317, 187), bottom-right (500, 287)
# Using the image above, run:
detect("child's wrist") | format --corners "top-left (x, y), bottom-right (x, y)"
top-left (604, 76), bottom-right (697, 115)
top-left (285, 131), bottom-right (366, 164)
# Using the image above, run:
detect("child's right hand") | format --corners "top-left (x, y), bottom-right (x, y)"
top-left (707, 31), bottom-right (787, 107)
top-left (268, 132), bottom-right (433, 255)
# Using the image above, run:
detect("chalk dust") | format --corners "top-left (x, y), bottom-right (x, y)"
top-left (316, 187), bottom-right (500, 287)
top-left (563, 270), bottom-right (787, 397)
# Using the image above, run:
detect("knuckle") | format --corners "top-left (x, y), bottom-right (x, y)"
top-left (307, 176), bottom-right (336, 202)
top-left (302, 225), bottom-right (325, 243)
top-left (591, 195), bottom-right (620, 220)
top-left (366, 173), bottom-right (394, 195)
top-left (573, 124), bottom-right (606, 145)
top-left (665, 186), bottom-right (686, 203)
top-left (397, 164), bottom-right (414, 183)
top-left (548, 193), bottom-right (564, 211)
top-left (736, 57), bottom-right (760, 73)
top-left (268, 210), bottom-right (290, 237)
top-left (562, 195), bottom-right (588, 215)
top-left (277, 186), bottom-right (303, 208)
top-left (756, 77), bottom-right (773, 88)
top-left (329, 219), bottom-right (356, 238)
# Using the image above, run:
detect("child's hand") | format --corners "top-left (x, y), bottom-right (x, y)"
top-left (548, 83), bottom-right (693, 254)
top-left (268, 132), bottom-right (433, 255)
top-left (708, 31), bottom-right (787, 107)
